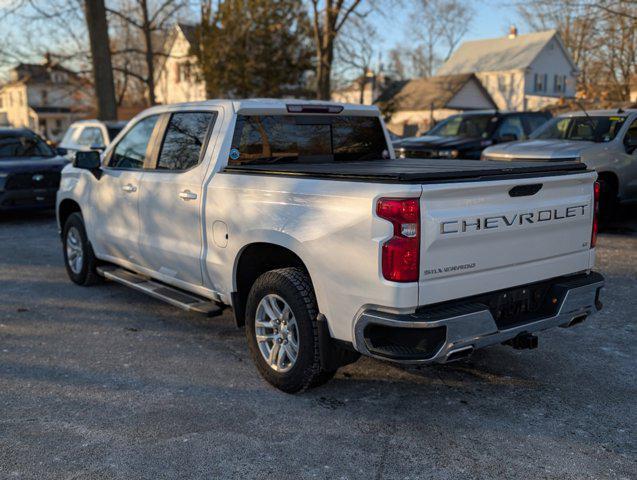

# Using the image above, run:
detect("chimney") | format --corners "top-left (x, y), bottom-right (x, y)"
top-left (508, 25), bottom-right (518, 39)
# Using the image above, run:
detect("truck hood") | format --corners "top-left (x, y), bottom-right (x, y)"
top-left (483, 139), bottom-right (595, 161)
top-left (395, 135), bottom-right (484, 152)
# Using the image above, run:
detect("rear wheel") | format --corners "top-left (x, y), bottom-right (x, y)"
top-left (62, 212), bottom-right (100, 286)
top-left (245, 267), bottom-right (335, 393)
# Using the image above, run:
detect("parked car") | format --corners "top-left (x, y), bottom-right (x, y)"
top-left (57, 100), bottom-right (603, 393)
top-left (394, 110), bottom-right (552, 159)
top-left (482, 109), bottom-right (637, 215)
top-left (0, 128), bottom-right (68, 211)
top-left (59, 119), bottom-right (127, 159)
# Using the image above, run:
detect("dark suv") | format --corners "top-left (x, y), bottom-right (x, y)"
top-left (394, 110), bottom-right (552, 160)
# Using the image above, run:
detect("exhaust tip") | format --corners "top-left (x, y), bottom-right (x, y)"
top-left (568, 314), bottom-right (587, 327)
top-left (445, 346), bottom-right (474, 362)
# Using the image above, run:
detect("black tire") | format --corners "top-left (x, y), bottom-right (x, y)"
top-left (62, 212), bottom-right (101, 286)
top-left (245, 267), bottom-right (335, 393)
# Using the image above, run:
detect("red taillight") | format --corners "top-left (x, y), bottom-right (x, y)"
top-left (376, 198), bottom-right (420, 282)
top-left (591, 181), bottom-right (600, 248)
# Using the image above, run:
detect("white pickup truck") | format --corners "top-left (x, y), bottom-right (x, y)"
top-left (57, 100), bottom-right (604, 393)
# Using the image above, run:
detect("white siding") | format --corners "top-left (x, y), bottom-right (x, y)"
top-left (155, 29), bottom-right (207, 105)
top-left (476, 70), bottom-right (526, 111)
top-left (526, 38), bottom-right (576, 99)
top-left (446, 79), bottom-right (494, 110)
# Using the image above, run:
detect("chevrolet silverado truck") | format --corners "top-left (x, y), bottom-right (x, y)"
top-left (57, 100), bottom-right (604, 393)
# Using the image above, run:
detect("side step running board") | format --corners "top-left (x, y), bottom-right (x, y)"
top-left (97, 266), bottom-right (223, 316)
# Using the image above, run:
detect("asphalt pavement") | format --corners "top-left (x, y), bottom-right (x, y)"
top-left (0, 208), bottom-right (635, 479)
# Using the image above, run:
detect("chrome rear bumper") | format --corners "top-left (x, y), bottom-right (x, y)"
top-left (354, 272), bottom-right (604, 364)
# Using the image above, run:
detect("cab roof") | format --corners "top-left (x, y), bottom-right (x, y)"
top-left (138, 99), bottom-right (380, 117)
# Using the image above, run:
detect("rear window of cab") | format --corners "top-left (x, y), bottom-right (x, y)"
top-left (228, 114), bottom-right (388, 165)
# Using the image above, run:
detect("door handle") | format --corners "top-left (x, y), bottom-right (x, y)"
top-left (178, 189), bottom-right (198, 201)
top-left (121, 183), bottom-right (137, 193)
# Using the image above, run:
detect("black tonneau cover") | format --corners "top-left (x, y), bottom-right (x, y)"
top-left (223, 158), bottom-right (588, 184)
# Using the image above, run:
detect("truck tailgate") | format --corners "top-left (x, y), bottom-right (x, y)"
top-left (419, 172), bottom-right (596, 305)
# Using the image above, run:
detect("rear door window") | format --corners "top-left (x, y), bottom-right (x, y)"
top-left (229, 115), bottom-right (388, 165)
top-left (156, 112), bottom-right (216, 171)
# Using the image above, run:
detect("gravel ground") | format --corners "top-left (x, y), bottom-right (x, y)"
top-left (0, 209), bottom-right (635, 480)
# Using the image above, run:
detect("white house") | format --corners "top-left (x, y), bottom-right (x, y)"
top-left (375, 73), bottom-right (496, 136)
top-left (0, 57), bottom-right (90, 142)
top-left (437, 28), bottom-right (578, 111)
top-left (331, 70), bottom-right (384, 106)
top-left (155, 23), bottom-right (207, 105)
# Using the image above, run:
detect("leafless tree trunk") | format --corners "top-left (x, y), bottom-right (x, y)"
top-left (107, 0), bottom-right (185, 105)
top-left (309, 0), bottom-right (367, 100)
top-left (336, 19), bottom-right (377, 104)
top-left (84, 0), bottom-right (117, 120)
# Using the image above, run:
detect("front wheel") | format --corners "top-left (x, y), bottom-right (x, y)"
top-left (62, 212), bottom-right (100, 286)
top-left (245, 267), bottom-right (334, 393)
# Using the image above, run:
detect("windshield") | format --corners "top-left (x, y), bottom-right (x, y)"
top-left (427, 114), bottom-right (495, 138)
top-left (228, 114), bottom-right (389, 165)
top-left (0, 132), bottom-right (55, 159)
top-left (531, 116), bottom-right (627, 142)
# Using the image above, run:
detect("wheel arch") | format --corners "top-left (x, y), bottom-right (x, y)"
top-left (57, 198), bottom-right (82, 235)
top-left (231, 241), bottom-right (316, 328)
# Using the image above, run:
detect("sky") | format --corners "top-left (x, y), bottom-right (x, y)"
top-left (370, 0), bottom-right (524, 68)
top-left (0, 0), bottom-right (525, 79)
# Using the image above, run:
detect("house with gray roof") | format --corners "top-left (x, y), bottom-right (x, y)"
top-left (437, 28), bottom-right (578, 111)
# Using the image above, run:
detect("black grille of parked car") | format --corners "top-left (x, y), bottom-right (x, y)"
top-left (5, 171), bottom-right (61, 190)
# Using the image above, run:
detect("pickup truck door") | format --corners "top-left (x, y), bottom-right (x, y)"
top-left (136, 110), bottom-right (218, 286)
top-left (90, 114), bottom-right (161, 264)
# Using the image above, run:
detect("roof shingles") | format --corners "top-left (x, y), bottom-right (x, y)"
top-left (437, 30), bottom-right (559, 75)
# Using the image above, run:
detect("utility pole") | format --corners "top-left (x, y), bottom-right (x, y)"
top-left (84, 0), bottom-right (117, 120)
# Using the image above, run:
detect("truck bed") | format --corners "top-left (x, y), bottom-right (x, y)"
top-left (223, 158), bottom-right (588, 184)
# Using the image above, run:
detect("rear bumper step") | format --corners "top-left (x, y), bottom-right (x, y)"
top-left (97, 266), bottom-right (223, 316)
top-left (354, 271), bottom-right (604, 363)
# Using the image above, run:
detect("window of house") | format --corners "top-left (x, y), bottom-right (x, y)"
top-left (534, 74), bottom-right (547, 93)
top-left (156, 112), bottom-right (216, 170)
top-left (41, 90), bottom-right (48, 105)
top-left (554, 75), bottom-right (566, 93)
top-left (109, 115), bottom-right (159, 169)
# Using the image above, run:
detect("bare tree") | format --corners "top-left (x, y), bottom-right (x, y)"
top-left (107, 0), bottom-right (187, 105)
top-left (409, 0), bottom-right (474, 76)
top-left (84, 0), bottom-right (117, 119)
top-left (335, 18), bottom-right (378, 103)
top-left (308, 0), bottom-right (374, 99)
top-left (517, 0), bottom-right (636, 101)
